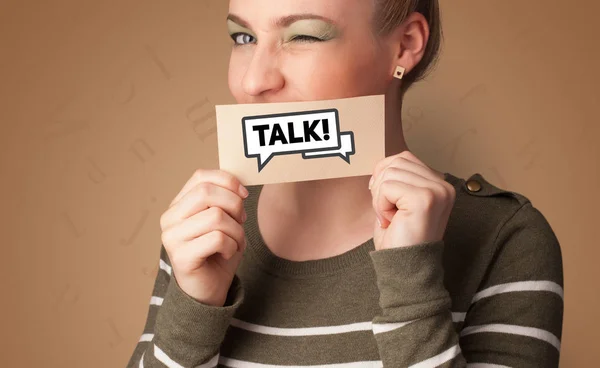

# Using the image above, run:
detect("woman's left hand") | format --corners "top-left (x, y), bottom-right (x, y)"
top-left (369, 150), bottom-right (456, 251)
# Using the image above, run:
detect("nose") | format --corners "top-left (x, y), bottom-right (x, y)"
top-left (241, 46), bottom-right (285, 97)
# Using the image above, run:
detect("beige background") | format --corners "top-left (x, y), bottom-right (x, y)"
top-left (0, 0), bottom-right (598, 366)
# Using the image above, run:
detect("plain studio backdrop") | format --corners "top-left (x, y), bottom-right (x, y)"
top-left (0, 0), bottom-right (598, 366)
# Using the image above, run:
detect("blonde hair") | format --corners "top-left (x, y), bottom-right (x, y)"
top-left (373, 0), bottom-right (443, 96)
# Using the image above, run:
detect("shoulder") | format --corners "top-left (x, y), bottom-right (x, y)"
top-left (447, 171), bottom-right (562, 272)
top-left (459, 172), bottom-right (557, 233)
top-left (446, 171), bottom-right (544, 229)
top-left (454, 172), bottom-right (531, 206)
top-left (442, 172), bottom-right (564, 295)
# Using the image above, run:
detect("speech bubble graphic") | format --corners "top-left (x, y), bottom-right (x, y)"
top-left (301, 131), bottom-right (355, 163)
top-left (242, 108), bottom-right (356, 172)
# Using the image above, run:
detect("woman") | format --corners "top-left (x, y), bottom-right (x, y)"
top-left (128, 1), bottom-right (564, 367)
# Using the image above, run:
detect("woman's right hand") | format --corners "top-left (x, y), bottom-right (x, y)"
top-left (159, 169), bottom-right (249, 307)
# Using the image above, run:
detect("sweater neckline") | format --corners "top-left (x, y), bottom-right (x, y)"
top-left (243, 172), bottom-right (461, 278)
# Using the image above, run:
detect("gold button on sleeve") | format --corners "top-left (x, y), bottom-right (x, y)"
top-left (466, 179), bottom-right (482, 192)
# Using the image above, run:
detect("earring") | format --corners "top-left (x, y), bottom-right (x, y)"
top-left (394, 65), bottom-right (405, 80)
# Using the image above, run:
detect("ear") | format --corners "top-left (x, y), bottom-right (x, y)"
top-left (385, 12), bottom-right (430, 78)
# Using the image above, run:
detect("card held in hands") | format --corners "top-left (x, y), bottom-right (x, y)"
top-left (216, 94), bottom-right (385, 185)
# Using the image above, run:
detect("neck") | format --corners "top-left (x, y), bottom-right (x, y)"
top-left (264, 91), bottom-right (409, 230)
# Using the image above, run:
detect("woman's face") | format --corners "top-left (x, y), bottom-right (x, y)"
top-left (226, 0), bottom-right (396, 104)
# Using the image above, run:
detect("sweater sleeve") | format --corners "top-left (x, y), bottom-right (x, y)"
top-left (368, 201), bottom-right (564, 367)
top-left (126, 243), bottom-right (245, 368)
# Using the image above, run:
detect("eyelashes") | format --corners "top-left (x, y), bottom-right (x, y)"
top-left (289, 35), bottom-right (324, 43)
top-left (230, 32), bottom-right (324, 46)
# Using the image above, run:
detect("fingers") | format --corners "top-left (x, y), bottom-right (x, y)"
top-left (171, 230), bottom-right (241, 272)
top-left (372, 167), bottom-right (429, 212)
top-left (375, 180), bottom-right (416, 226)
top-left (169, 169), bottom-right (248, 209)
top-left (370, 151), bottom-right (443, 188)
top-left (162, 206), bottom-right (247, 253)
top-left (376, 178), bottom-right (440, 215)
top-left (160, 169), bottom-right (248, 269)
top-left (161, 183), bottom-right (246, 231)
top-left (371, 167), bottom-right (449, 227)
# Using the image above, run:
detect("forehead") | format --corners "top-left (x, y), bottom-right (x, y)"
top-left (228, 0), bottom-right (374, 28)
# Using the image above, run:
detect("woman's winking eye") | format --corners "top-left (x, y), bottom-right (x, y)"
top-left (226, 18), bottom-right (337, 47)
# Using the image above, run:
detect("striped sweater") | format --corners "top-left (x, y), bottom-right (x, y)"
top-left (126, 172), bottom-right (564, 368)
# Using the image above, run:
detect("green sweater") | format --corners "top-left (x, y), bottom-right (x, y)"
top-left (126, 172), bottom-right (564, 368)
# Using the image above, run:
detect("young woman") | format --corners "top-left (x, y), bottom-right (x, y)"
top-left (128, 1), bottom-right (564, 367)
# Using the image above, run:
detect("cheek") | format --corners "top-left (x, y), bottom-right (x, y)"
top-left (288, 48), bottom-right (387, 99)
top-left (227, 53), bottom-right (247, 99)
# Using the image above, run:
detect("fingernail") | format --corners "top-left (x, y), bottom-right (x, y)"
top-left (376, 217), bottom-right (382, 227)
top-left (368, 176), bottom-right (374, 190)
top-left (242, 210), bottom-right (247, 223)
top-left (239, 184), bottom-right (249, 198)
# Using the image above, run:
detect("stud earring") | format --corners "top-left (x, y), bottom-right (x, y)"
top-left (394, 65), bottom-right (405, 80)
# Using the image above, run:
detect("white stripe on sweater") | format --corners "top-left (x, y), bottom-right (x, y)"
top-left (198, 352), bottom-right (220, 368)
top-left (154, 344), bottom-right (184, 368)
top-left (219, 356), bottom-right (383, 367)
top-left (154, 344), bottom-right (219, 368)
top-left (460, 323), bottom-right (561, 351)
top-left (231, 318), bottom-right (373, 336)
top-left (409, 344), bottom-right (461, 368)
top-left (372, 319), bottom-right (417, 334)
top-left (228, 312), bottom-right (467, 337)
top-left (452, 312), bottom-right (467, 322)
top-left (466, 364), bottom-right (512, 367)
top-left (471, 281), bottom-right (563, 303)
top-left (373, 312), bottom-right (465, 334)
top-left (160, 259), bottom-right (172, 276)
top-left (139, 333), bottom-right (153, 342)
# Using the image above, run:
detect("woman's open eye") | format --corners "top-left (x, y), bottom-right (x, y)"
top-left (289, 35), bottom-right (323, 43)
top-left (231, 32), bottom-right (256, 45)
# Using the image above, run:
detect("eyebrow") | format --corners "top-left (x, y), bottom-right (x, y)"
top-left (226, 13), bottom-right (337, 29)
